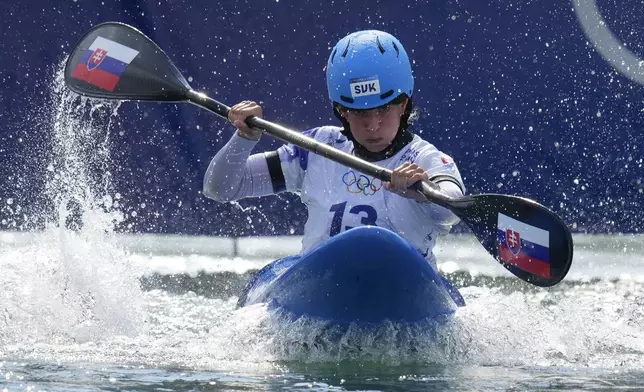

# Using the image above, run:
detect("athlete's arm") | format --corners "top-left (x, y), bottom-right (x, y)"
top-left (386, 160), bottom-right (464, 226)
top-left (203, 100), bottom-right (290, 202)
top-left (421, 180), bottom-right (463, 226)
top-left (202, 133), bottom-right (275, 202)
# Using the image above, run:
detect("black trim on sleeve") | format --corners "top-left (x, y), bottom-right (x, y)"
top-left (265, 151), bottom-right (286, 193)
top-left (429, 175), bottom-right (465, 195)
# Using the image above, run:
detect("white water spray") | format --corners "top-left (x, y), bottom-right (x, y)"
top-left (0, 64), bottom-right (146, 348)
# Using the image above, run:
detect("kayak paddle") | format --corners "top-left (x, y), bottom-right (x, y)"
top-left (63, 22), bottom-right (573, 287)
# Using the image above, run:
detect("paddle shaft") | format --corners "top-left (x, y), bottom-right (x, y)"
top-left (186, 90), bottom-right (453, 207)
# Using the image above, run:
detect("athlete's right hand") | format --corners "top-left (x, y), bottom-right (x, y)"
top-left (228, 100), bottom-right (263, 141)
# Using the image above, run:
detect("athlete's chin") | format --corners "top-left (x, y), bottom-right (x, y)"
top-left (359, 139), bottom-right (392, 152)
top-left (363, 143), bottom-right (390, 153)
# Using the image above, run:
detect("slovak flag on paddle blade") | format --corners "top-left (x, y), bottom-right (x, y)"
top-left (71, 36), bottom-right (139, 92)
top-left (497, 212), bottom-right (551, 279)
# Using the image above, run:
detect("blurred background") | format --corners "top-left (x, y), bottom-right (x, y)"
top-left (1, 0), bottom-right (642, 237)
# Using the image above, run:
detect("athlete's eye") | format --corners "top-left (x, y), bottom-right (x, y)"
top-left (344, 104), bottom-right (393, 118)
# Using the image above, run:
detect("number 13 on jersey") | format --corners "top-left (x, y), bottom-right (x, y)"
top-left (329, 201), bottom-right (378, 236)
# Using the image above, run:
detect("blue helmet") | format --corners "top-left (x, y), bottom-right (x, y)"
top-left (326, 30), bottom-right (414, 110)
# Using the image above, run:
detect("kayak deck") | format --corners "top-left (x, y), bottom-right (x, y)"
top-left (238, 226), bottom-right (464, 324)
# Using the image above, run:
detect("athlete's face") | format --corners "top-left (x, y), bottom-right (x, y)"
top-left (340, 98), bottom-right (408, 153)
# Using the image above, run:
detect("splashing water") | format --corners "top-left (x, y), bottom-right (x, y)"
top-left (1, 63), bottom-right (643, 385)
top-left (0, 66), bottom-right (146, 349)
top-left (230, 200), bottom-right (278, 234)
top-left (210, 283), bottom-right (644, 368)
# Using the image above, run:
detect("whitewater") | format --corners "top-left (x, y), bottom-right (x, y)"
top-left (1, 68), bottom-right (643, 391)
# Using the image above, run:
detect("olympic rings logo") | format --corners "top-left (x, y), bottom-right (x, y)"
top-left (342, 170), bottom-right (382, 196)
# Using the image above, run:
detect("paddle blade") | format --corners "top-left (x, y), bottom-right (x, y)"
top-left (453, 194), bottom-right (573, 287)
top-left (64, 22), bottom-right (190, 101)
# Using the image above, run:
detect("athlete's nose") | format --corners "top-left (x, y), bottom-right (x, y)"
top-left (361, 114), bottom-right (381, 132)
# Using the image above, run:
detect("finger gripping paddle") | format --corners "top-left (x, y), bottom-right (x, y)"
top-left (64, 22), bottom-right (574, 287)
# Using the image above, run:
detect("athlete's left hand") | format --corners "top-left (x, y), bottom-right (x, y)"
top-left (385, 162), bottom-right (430, 203)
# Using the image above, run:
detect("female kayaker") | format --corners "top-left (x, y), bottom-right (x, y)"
top-left (203, 30), bottom-right (465, 276)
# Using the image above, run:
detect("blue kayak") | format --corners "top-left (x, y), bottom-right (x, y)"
top-left (237, 226), bottom-right (465, 324)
